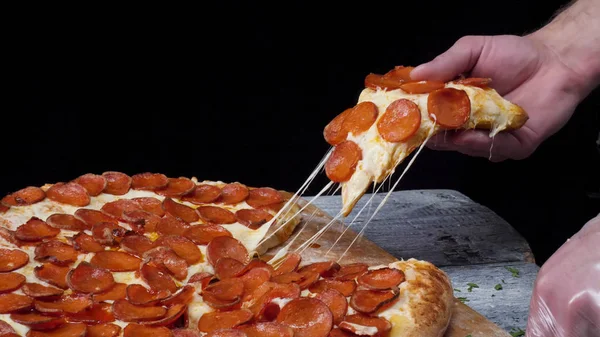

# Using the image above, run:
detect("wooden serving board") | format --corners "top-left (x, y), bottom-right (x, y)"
top-left (262, 192), bottom-right (511, 337)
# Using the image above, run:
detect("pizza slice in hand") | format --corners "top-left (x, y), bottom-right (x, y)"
top-left (323, 66), bottom-right (529, 216)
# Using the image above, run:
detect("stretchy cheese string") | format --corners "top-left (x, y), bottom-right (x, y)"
top-left (337, 126), bottom-right (435, 262)
top-left (256, 149), bottom-right (332, 248)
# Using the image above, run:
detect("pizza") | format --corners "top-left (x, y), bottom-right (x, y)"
top-left (0, 171), bottom-right (455, 337)
top-left (323, 66), bottom-right (529, 216)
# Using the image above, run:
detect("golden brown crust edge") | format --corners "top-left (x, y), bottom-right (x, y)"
top-left (388, 259), bottom-right (454, 337)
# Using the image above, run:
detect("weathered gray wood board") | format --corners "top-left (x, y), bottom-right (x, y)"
top-left (311, 189), bottom-right (535, 267)
top-left (442, 261), bottom-right (538, 333)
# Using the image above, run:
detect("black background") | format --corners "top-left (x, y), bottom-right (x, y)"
top-left (8, 0), bottom-right (600, 265)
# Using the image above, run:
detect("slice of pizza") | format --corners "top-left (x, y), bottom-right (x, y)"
top-left (323, 66), bottom-right (529, 216)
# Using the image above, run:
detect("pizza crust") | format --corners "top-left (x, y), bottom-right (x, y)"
top-left (381, 258), bottom-right (454, 337)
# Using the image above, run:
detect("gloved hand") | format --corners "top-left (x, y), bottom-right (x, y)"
top-left (525, 213), bottom-right (600, 336)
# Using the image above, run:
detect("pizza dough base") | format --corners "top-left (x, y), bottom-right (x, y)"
top-left (383, 258), bottom-right (454, 337)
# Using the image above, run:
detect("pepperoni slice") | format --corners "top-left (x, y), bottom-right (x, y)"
top-left (140, 262), bottom-right (178, 294)
top-left (75, 209), bottom-right (118, 227)
top-left (71, 232), bottom-right (104, 253)
top-left (141, 303), bottom-right (186, 326)
top-left (154, 235), bottom-right (202, 265)
top-left (383, 66), bottom-right (414, 81)
top-left (132, 197), bottom-right (166, 217)
top-left (399, 80), bottom-right (445, 94)
top-left (239, 268), bottom-right (272, 302)
top-left (184, 224), bottom-right (232, 245)
top-left (376, 98), bottom-right (421, 142)
top-left (333, 263), bottom-right (369, 281)
top-left (102, 171), bottom-right (132, 195)
top-left (349, 287), bottom-right (399, 314)
top-left (271, 272), bottom-right (302, 285)
top-left (90, 251), bottom-right (142, 272)
top-left (182, 184), bottom-right (222, 204)
top-left (0, 248), bottom-right (29, 272)
top-left (0, 321), bottom-right (16, 335)
top-left (325, 140), bottom-right (362, 183)
top-left (160, 285), bottom-right (195, 306)
top-left (235, 209), bottom-right (273, 229)
top-left (0, 272), bottom-right (25, 293)
top-left (15, 217), bottom-right (60, 241)
top-left (120, 234), bottom-right (155, 257)
top-left (131, 173), bottom-right (169, 190)
top-left (0, 293), bottom-right (33, 313)
top-left (218, 183), bottom-right (249, 204)
top-left (328, 329), bottom-right (355, 337)
top-left (34, 293), bottom-right (93, 314)
top-left (206, 330), bottom-right (247, 337)
top-left (298, 261), bottom-right (340, 278)
top-left (156, 177), bottom-right (196, 197)
top-left (364, 73), bottom-right (404, 91)
top-left (276, 298), bottom-right (333, 337)
top-left (75, 173), bottom-right (108, 196)
top-left (9, 312), bottom-right (63, 330)
top-left (1, 186), bottom-right (46, 206)
top-left (156, 214), bottom-right (191, 237)
top-left (308, 279), bottom-right (356, 297)
top-left (248, 283), bottom-right (301, 320)
top-left (341, 101), bottom-right (378, 136)
top-left (202, 292), bottom-right (241, 310)
top-left (101, 199), bottom-right (143, 220)
top-left (122, 210), bottom-right (161, 233)
top-left (28, 322), bottom-right (87, 337)
top-left (93, 283), bottom-right (127, 302)
top-left (427, 87), bottom-right (471, 128)
top-left (339, 314), bottom-right (392, 336)
top-left (323, 107), bottom-right (353, 146)
top-left (197, 206), bottom-right (236, 225)
top-left (22, 283), bottom-right (64, 298)
top-left (187, 272), bottom-right (214, 289)
top-left (86, 323), bottom-right (122, 337)
top-left (123, 324), bottom-right (172, 337)
top-left (273, 253), bottom-right (301, 277)
top-left (46, 213), bottom-right (89, 231)
top-left (112, 299), bottom-right (167, 322)
top-left (246, 188), bottom-right (283, 208)
top-left (163, 198), bottom-right (200, 223)
top-left (46, 182), bottom-right (90, 206)
top-left (207, 236), bottom-right (250, 266)
top-left (214, 257), bottom-right (247, 279)
top-left (34, 240), bottom-right (79, 266)
top-left (34, 263), bottom-right (70, 289)
top-left (357, 267), bottom-right (405, 290)
top-left (197, 309), bottom-right (254, 333)
top-left (315, 288), bottom-right (347, 325)
top-left (203, 278), bottom-right (244, 302)
top-left (0, 204), bottom-right (9, 214)
top-left (92, 222), bottom-right (127, 246)
top-left (67, 262), bottom-right (115, 294)
top-left (242, 259), bottom-right (275, 275)
top-left (67, 302), bottom-right (115, 324)
top-left (238, 322), bottom-right (294, 337)
top-left (143, 247), bottom-right (188, 281)
top-left (452, 77), bottom-right (492, 87)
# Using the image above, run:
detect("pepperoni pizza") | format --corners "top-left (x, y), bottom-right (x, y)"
top-left (0, 171), bottom-right (455, 337)
top-left (323, 66), bottom-right (529, 216)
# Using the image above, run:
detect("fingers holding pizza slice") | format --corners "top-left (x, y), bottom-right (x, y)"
top-left (324, 66), bottom-right (529, 216)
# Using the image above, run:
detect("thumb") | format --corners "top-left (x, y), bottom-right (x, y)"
top-left (410, 36), bottom-right (487, 81)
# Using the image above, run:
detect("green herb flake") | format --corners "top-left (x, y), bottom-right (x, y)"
top-left (502, 279), bottom-right (506, 284)
top-left (494, 283), bottom-right (503, 290)
top-left (457, 297), bottom-right (469, 303)
top-left (465, 335), bottom-right (472, 337)
top-left (453, 288), bottom-right (461, 292)
top-left (510, 327), bottom-right (525, 337)
top-left (466, 282), bottom-right (479, 292)
top-left (505, 266), bottom-right (520, 278)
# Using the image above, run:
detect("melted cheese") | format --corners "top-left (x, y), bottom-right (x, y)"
top-left (0, 181), bottom-right (283, 335)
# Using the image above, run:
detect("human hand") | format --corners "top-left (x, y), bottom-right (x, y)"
top-left (409, 34), bottom-right (588, 162)
top-left (525, 213), bottom-right (600, 336)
